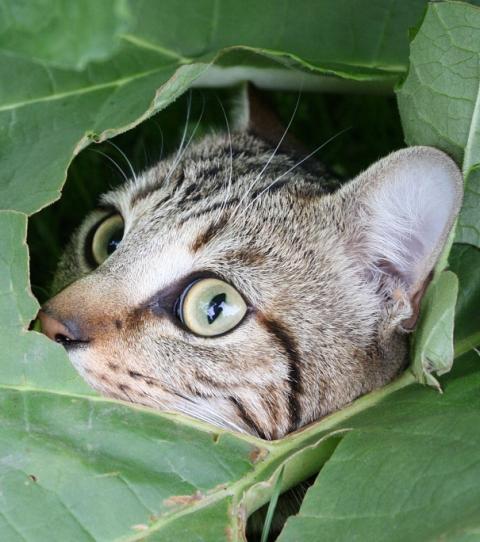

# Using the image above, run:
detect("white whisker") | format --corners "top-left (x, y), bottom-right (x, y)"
top-left (229, 90), bottom-right (302, 222)
top-left (89, 148), bottom-right (130, 184)
top-left (163, 92), bottom-right (205, 186)
top-left (213, 94), bottom-right (233, 225)
top-left (236, 127), bottom-right (350, 222)
top-left (153, 120), bottom-right (165, 162)
top-left (105, 139), bottom-right (138, 184)
top-left (174, 394), bottom-right (250, 435)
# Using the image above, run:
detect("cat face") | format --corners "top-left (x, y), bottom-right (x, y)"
top-left (40, 126), bottom-right (462, 440)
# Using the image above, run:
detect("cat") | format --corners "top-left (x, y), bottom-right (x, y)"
top-left (39, 86), bottom-right (463, 440)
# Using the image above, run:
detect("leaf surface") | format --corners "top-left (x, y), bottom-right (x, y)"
top-left (456, 166), bottom-right (480, 247)
top-left (278, 351), bottom-right (480, 542)
top-left (410, 271), bottom-right (458, 387)
top-left (397, 0), bottom-right (480, 249)
top-left (0, 0), bottom-right (427, 214)
top-left (396, 0), bottom-right (480, 382)
top-left (449, 243), bottom-right (480, 356)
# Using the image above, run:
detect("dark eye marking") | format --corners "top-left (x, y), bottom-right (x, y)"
top-left (256, 313), bottom-right (302, 432)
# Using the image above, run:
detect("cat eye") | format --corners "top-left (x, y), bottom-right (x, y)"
top-left (176, 278), bottom-right (247, 337)
top-left (90, 214), bottom-right (124, 266)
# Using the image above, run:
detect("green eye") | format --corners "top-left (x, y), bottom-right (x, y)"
top-left (178, 278), bottom-right (247, 337)
top-left (90, 214), bottom-right (124, 266)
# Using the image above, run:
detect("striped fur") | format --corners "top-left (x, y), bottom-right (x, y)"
top-left (43, 128), bottom-right (462, 440)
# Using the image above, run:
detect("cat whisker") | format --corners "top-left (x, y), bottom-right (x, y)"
top-left (229, 90), bottom-right (302, 222)
top-left (141, 140), bottom-right (149, 172)
top-left (105, 140), bottom-right (138, 184)
top-left (159, 90), bottom-right (192, 186)
top-left (190, 397), bottom-right (249, 434)
top-left (235, 127), bottom-right (351, 223)
top-left (153, 119), bottom-right (165, 162)
top-left (140, 391), bottom-right (169, 410)
top-left (173, 394), bottom-right (250, 435)
top-left (89, 148), bottom-right (130, 184)
top-left (163, 91), bottom-right (205, 187)
top-left (176, 91), bottom-right (193, 160)
top-left (213, 94), bottom-right (233, 226)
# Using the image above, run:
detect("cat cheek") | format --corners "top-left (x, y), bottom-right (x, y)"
top-left (62, 348), bottom-right (115, 395)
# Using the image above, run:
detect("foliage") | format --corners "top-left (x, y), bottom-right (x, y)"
top-left (0, 1), bottom-right (479, 540)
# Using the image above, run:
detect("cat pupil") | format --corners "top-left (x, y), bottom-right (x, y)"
top-left (207, 293), bottom-right (226, 324)
top-left (106, 230), bottom-right (123, 255)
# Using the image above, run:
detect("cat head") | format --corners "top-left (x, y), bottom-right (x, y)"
top-left (39, 88), bottom-right (463, 439)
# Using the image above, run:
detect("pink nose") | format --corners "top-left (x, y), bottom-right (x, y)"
top-left (38, 310), bottom-right (78, 344)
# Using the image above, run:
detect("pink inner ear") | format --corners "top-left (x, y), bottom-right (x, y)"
top-left (359, 147), bottom-right (462, 293)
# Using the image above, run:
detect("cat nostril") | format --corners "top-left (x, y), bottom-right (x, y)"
top-left (38, 310), bottom-right (88, 346)
top-left (54, 333), bottom-right (73, 345)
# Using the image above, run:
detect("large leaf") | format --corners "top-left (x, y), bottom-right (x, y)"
top-left (277, 350), bottom-right (480, 542)
top-left (0, 0), bottom-right (129, 69)
top-left (396, 0), bottom-right (480, 381)
top-left (397, 0), bottom-right (480, 249)
top-left (456, 166), bottom-right (480, 247)
top-left (0, 210), bottom-right (91, 394)
top-left (449, 243), bottom-right (480, 356)
top-left (0, 0), bottom-right (428, 215)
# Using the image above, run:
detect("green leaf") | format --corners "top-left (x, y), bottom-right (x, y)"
top-left (0, 211), bottom-right (37, 330)
top-left (277, 351), bottom-right (480, 542)
top-left (0, 0), bottom-right (428, 215)
top-left (456, 166), bottom-right (480, 247)
top-left (449, 243), bottom-right (480, 356)
top-left (397, 1), bottom-right (480, 249)
top-left (0, 210), bottom-right (92, 394)
top-left (410, 271), bottom-right (459, 388)
top-left (396, 0), bottom-right (480, 384)
top-left (397, 1), bottom-right (480, 167)
top-left (0, 0), bottom-right (130, 69)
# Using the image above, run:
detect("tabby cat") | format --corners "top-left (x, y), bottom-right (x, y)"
top-left (39, 87), bottom-right (463, 440)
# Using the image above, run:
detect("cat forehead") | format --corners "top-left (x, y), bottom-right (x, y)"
top-left (102, 132), bottom-right (270, 209)
top-left (89, 132), bottom-right (333, 305)
top-left (100, 131), bottom-right (331, 226)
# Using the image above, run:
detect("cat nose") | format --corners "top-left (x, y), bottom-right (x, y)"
top-left (38, 310), bottom-right (89, 347)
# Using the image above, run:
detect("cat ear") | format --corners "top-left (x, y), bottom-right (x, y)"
top-left (233, 82), bottom-right (283, 140)
top-left (233, 83), bottom-right (307, 153)
top-left (342, 146), bottom-right (463, 328)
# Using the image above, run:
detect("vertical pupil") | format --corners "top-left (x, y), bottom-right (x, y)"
top-left (107, 228), bottom-right (123, 255)
top-left (207, 293), bottom-right (226, 324)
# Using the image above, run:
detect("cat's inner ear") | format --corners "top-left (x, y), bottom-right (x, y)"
top-left (345, 146), bottom-right (463, 329)
top-left (233, 82), bottom-right (307, 154)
